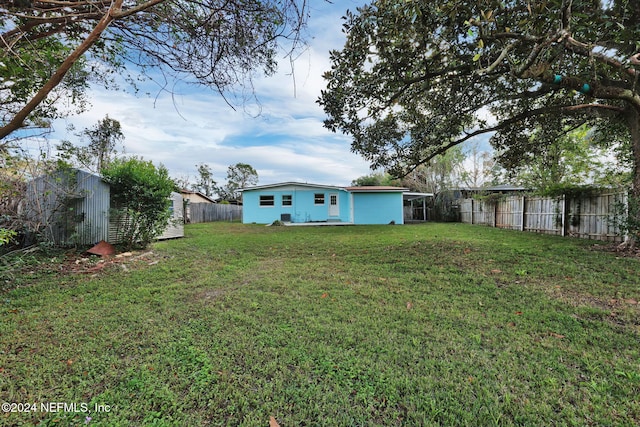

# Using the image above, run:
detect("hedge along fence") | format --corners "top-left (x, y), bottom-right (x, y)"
top-left (458, 191), bottom-right (628, 242)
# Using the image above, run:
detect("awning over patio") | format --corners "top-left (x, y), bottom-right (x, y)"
top-left (403, 192), bottom-right (434, 222)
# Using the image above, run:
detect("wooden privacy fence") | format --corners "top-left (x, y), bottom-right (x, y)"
top-left (186, 203), bottom-right (242, 223)
top-left (458, 192), bottom-right (627, 242)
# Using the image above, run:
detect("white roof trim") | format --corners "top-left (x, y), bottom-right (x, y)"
top-left (240, 182), bottom-right (347, 192)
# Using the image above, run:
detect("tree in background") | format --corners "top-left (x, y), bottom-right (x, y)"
top-left (56, 115), bottom-right (124, 173)
top-left (503, 125), bottom-right (610, 194)
top-left (319, 0), bottom-right (640, 239)
top-left (193, 163), bottom-right (217, 198)
top-left (173, 174), bottom-right (192, 192)
top-left (1, 144), bottom-right (62, 248)
top-left (217, 163), bottom-right (258, 202)
top-left (352, 145), bottom-right (492, 193)
top-left (461, 142), bottom-right (495, 188)
top-left (350, 172), bottom-right (400, 187)
top-left (0, 150), bottom-right (23, 249)
top-left (402, 146), bottom-right (466, 194)
top-left (0, 0), bottom-right (310, 143)
top-left (102, 157), bottom-right (176, 249)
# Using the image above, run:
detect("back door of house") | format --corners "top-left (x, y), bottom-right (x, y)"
top-left (328, 193), bottom-right (339, 217)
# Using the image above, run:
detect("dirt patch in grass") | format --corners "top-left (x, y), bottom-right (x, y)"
top-left (557, 290), bottom-right (639, 311)
top-left (1, 247), bottom-right (162, 292)
top-left (65, 251), bottom-right (159, 274)
top-left (194, 288), bottom-right (227, 302)
top-left (589, 242), bottom-right (640, 260)
top-left (550, 288), bottom-right (640, 329)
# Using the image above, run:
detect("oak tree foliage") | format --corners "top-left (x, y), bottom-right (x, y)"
top-left (319, 0), bottom-right (640, 198)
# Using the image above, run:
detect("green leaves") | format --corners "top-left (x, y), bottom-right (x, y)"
top-left (102, 157), bottom-right (176, 249)
top-left (319, 0), bottom-right (639, 186)
top-left (0, 228), bottom-right (17, 246)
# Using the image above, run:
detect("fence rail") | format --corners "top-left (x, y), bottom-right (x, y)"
top-left (186, 203), bottom-right (242, 223)
top-left (458, 192), bottom-right (627, 242)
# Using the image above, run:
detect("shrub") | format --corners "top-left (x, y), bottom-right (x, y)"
top-left (101, 157), bottom-right (176, 249)
top-left (0, 228), bottom-right (16, 246)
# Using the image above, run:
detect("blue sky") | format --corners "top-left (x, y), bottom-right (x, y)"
top-left (41, 0), bottom-right (374, 188)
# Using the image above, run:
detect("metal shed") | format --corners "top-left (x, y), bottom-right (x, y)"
top-left (27, 169), bottom-right (183, 246)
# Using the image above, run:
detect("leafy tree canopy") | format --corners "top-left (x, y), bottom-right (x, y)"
top-left (56, 115), bottom-right (124, 173)
top-left (351, 172), bottom-right (394, 187)
top-left (217, 162), bottom-right (258, 201)
top-left (101, 157), bottom-right (176, 248)
top-left (0, 0), bottom-right (310, 143)
top-left (319, 0), bottom-right (640, 195)
top-left (193, 163), bottom-right (217, 198)
top-left (505, 125), bottom-right (631, 193)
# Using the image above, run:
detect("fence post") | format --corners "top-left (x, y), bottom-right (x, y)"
top-left (561, 194), bottom-right (567, 237)
top-left (471, 198), bottom-right (474, 225)
top-left (521, 196), bottom-right (526, 231)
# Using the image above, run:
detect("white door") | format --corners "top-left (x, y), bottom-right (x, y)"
top-left (328, 193), bottom-right (339, 217)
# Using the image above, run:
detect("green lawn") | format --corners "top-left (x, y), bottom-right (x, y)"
top-left (1, 222), bottom-right (639, 426)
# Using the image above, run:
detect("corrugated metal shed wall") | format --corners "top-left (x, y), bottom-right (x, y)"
top-left (29, 170), bottom-right (183, 246)
top-left (75, 171), bottom-right (111, 245)
top-left (27, 170), bottom-right (111, 246)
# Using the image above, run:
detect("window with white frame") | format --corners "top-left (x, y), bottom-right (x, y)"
top-left (282, 195), bottom-right (292, 206)
top-left (259, 195), bottom-right (275, 206)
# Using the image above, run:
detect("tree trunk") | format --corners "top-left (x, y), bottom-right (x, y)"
top-left (0, 0), bottom-right (125, 141)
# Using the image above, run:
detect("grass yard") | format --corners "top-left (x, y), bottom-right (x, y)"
top-left (1, 222), bottom-right (639, 426)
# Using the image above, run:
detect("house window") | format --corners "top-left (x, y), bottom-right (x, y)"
top-left (282, 195), bottom-right (292, 206)
top-left (314, 193), bottom-right (325, 205)
top-left (259, 195), bottom-right (274, 206)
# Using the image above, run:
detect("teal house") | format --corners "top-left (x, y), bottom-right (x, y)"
top-left (241, 182), bottom-right (407, 225)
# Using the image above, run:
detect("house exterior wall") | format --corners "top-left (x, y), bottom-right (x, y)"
top-left (242, 183), bottom-right (406, 225)
top-left (242, 185), bottom-right (350, 224)
top-left (182, 192), bottom-right (215, 204)
top-left (351, 192), bottom-right (405, 224)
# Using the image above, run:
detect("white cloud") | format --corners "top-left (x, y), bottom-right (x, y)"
top-left (40, 1), bottom-right (373, 187)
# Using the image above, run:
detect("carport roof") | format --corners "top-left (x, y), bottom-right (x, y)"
top-left (403, 192), bottom-right (434, 201)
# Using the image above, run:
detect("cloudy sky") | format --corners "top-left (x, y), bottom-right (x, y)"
top-left (39, 0), bottom-right (376, 188)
